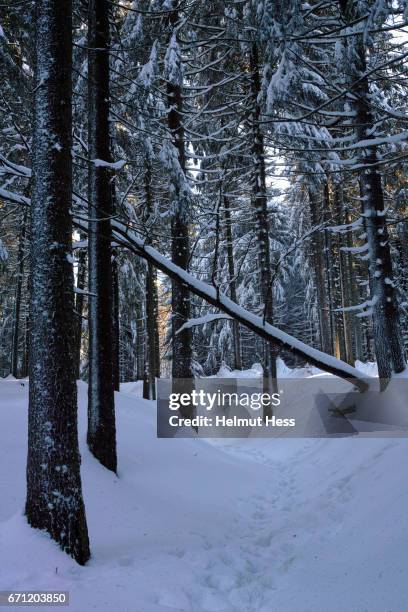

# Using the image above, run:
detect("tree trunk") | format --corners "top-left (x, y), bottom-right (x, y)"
top-left (26, 0), bottom-right (90, 565)
top-left (166, 6), bottom-right (194, 417)
top-left (344, 205), bottom-right (364, 361)
top-left (87, 0), bottom-right (117, 472)
top-left (249, 43), bottom-right (277, 413)
top-left (112, 254), bottom-right (120, 391)
top-left (142, 163), bottom-right (159, 399)
top-left (333, 183), bottom-right (354, 365)
top-left (223, 196), bottom-right (242, 370)
top-left (136, 302), bottom-right (145, 381)
top-left (11, 206), bottom-right (27, 377)
top-left (111, 181), bottom-right (120, 392)
top-left (323, 182), bottom-right (340, 358)
top-left (308, 186), bottom-right (332, 354)
top-left (339, 0), bottom-right (406, 383)
top-left (21, 310), bottom-right (29, 379)
top-left (143, 261), bottom-right (159, 399)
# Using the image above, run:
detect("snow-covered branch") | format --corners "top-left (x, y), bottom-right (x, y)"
top-left (177, 314), bottom-right (232, 334)
top-left (103, 219), bottom-right (369, 391)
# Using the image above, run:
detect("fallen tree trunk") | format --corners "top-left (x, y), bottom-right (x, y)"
top-left (107, 219), bottom-right (369, 392)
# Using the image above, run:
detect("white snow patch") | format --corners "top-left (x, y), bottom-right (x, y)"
top-left (91, 159), bottom-right (126, 170)
top-left (0, 379), bottom-right (407, 611)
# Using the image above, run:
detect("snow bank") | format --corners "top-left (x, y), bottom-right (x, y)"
top-left (215, 358), bottom-right (330, 380)
top-left (120, 380), bottom-right (143, 397)
top-left (355, 360), bottom-right (379, 377)
top-left (0, 379), bottom-right (407, 611)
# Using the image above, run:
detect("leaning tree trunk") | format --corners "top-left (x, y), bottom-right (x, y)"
top-left (87, 0), bottom-right (117, 472)
top-left (339, 0), bottom-right (406, 384)
top-left (250, 42), bottom-right (277, 413)
top-left (26, 0), bottom-right (90, 565)
top-left (106, 219), bottom-right (369, 391)
top-left (11, 206), bottom-right (27, 377)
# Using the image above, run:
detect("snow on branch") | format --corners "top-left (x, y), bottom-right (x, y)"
top-left (91, 158), bottom-right (126, 170)
top-left (0, 155), bottom-right (32, 179)
top-left (327, 218), bottom-right (363, 233)
top-left (334, 297), bottom-right (378, 314)
top-left (177, 314), bottom-right (232, 334)
top-left (73, 287), bottom-right (96, 297)
top-left (0, 187), bottom-right (30, 206)
top-left (340, 243), bottom-right (369, 254)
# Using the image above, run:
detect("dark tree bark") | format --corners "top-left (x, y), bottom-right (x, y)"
top-left (333, 183), bottom-right (354, 365)
top-left (112, 253), bottom-right (120, 391)
top-left (26, 0), bottom-right (90, 565)
top-left (143, 163), bottom-right (160, 399)
top-left (154, 287), bottom-right (161, 379)
top-left (21, 313), bottom-right (29, 379)
top-left (166, 5), bottom-right (194, 418)
top-left (249, 42), bottom-right (278, 413)
top-left (308, 186), bottom-right (332, 355)
top-left (322, 183), bottom-right (338, 357)
top-left (87, 0), bottom-right (117, 472)
top-left (111, 181), bottom-right (120, 392)
top-left (167, 21), bottom-right (192, 380)
top-left (344, 205), bottom-right (364, 361)
top-left (339, 0), bottom-right (406, 383)
top-left (143, 261), bottom-right (159, 399)
top-left (11, 206), bottom-right (27, 377)
top-left (223, 196), bottom-right (242, 370)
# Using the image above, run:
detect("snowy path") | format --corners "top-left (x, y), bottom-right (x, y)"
top-left (0, 379), bottom-right (408, 611)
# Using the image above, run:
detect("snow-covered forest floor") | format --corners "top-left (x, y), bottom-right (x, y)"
top-left (1, 374), bottom-right (408, 612)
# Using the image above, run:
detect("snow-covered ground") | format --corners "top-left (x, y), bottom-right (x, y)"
top-left (1, 376), bottom-right (408, 611)
top-left (202, 358), bottom-right (378, 380)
